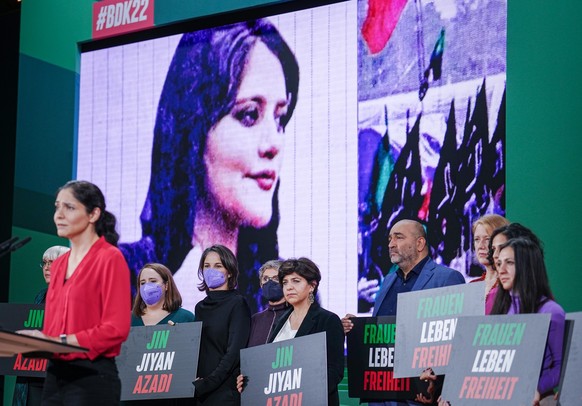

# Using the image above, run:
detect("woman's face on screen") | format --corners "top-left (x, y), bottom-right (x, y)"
top-left (204, 41), bottom-right (289, 228)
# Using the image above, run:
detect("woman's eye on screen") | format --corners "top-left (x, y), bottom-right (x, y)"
top-left (233, 105), bottom-right (261, 127)
top-left (274, 104), bottom-right (288, 130)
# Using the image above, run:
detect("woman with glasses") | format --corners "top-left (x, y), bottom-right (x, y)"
top-left (37, 246), bottom-right (71, 302)
top-left (12, 246), bottom-right (70, 406)
top-left (247, 260), bottom-right (287, 347)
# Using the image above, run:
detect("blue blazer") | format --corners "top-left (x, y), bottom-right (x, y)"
top-left (372, 257), bottom-right (465, 316)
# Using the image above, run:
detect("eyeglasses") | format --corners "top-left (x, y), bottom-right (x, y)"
top-left (261, 275), bottom-right (279, 284)
top-left (39, 260), bottom-right (53, 269)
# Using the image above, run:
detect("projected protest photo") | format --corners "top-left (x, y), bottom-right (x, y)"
top-left (77, 2), bottom-right (358, 317)
top-left (357, 0), bottom-right (507, 313)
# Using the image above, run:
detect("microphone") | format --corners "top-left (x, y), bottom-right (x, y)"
top-left (0, 236), bottom-right (32, 259)
top-left (10, 237), bottom-right (32, 252)
top-left (167, 320), bottom-right (176, 326)
top-left (0, 237), bottom-right (19, 252)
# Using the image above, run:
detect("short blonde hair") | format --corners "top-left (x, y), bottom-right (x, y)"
top-left (472, 214), bottom-right (509, 235)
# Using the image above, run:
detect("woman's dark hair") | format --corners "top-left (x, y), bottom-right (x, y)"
top-left (487, 222), bottom-right (544, 266)
top-left (119, 19), bottom-right (299, 312)
top-left (197, 245), bottom-right (240, 292)
top-left (132, 263), bottom-right (182, 316)
top-left (58, 180), bottom-right (119, 246)
top-left (278, 257), bottom-right (321, 297)
top-left (491, 237), bottom-right (554, 315)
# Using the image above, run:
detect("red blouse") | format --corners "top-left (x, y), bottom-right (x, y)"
top-left (43, 237), bottom-right (131, 360)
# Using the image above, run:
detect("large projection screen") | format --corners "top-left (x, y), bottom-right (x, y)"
top-left (77, 0), bottom-right (506, 317)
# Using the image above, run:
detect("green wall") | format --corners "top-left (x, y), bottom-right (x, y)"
top-left (8, 0), bottom-right (582, 405)
top-left (506, 0), bottom-right (582, 314)
top-left (8, 227), bottom-right (69, 304)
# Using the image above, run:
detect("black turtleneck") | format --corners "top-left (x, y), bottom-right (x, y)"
top-left (193, 290), bottom-right (251, 404)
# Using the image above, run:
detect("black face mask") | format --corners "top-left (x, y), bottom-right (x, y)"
top-left (261, 280), bottom-right (284, 302)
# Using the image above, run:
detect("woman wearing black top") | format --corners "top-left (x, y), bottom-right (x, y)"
top-left (193, 245), bottom-right (251, 405)
top-left (238, 257), bottom-right (344, 405)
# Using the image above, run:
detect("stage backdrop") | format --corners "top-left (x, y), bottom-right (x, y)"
top-left (11, 0), bottom-right (582, 405)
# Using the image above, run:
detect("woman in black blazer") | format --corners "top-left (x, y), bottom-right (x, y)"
top-left (266, 258), bottom-right (345, 406)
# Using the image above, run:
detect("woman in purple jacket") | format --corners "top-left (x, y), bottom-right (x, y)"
top-left (493, 237), bottom-right (565, 405)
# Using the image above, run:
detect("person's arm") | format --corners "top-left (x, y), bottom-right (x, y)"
top-left (537, 303), bottom-right (565, 394)
top-left (324, 313), bottom-right (346, 395)
top-left (194, 298), bottom-right (251, 396)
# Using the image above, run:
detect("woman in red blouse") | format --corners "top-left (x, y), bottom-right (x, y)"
top-left (19, 180), bottom-right (131, 405)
